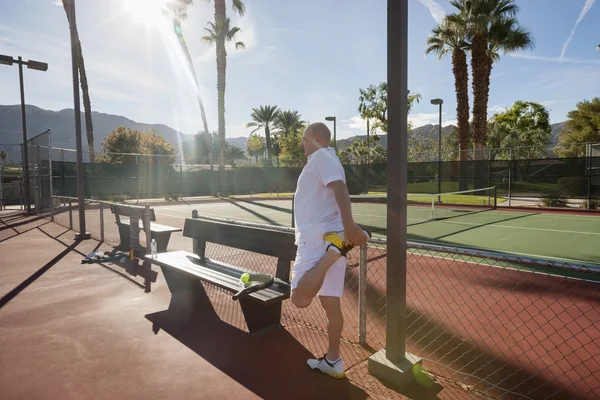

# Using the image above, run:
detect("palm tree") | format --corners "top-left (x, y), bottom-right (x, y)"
top-left (426, 16), bottom-right (471, 190)
top-left (163, 0), bottom-right (210, 137)
top-left (448, 0), bottom-right (533, 159)
top-left (203, 0), bottom-right (245, 171)
top-left (62, 0), bottom-right (95, 161)
top-left (245, 105), bottom-right (280, 163)
top-left (274, 110), bottom-right (305, 137)
top-left (426, 17), bottom-right (470, 163)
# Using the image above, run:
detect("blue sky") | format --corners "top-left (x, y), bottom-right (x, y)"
top-left (0, 0), bottom-right (599, 141)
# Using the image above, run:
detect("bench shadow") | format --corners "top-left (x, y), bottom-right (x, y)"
top-left (145, 302), bottom-right (369, 400)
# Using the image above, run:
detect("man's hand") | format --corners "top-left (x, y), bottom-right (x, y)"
top-left (344, 222), bottom-right (368, 246)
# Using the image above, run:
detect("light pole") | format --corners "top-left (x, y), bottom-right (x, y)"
top-left (325, 116), bottom-right (337, 150)
top-left (431, 98), bottom-right (443, 202)
top-left (67, 0), bottom-right (90, 239)
top-left (0, 54), bottom-right (48, 214)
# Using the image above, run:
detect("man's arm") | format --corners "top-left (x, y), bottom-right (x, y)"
top-left (327, 180), bottom-right (368, 246)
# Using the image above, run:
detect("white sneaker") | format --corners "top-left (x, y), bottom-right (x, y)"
top-left (307, 354), bottom-right (346, 379)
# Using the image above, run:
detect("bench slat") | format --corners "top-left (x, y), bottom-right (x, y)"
top-left (145, 250), bottom-right (290, 305)
top-left (120, 219), bottom-right (181, 233)
top-left (183, 218), bottom-right (297, 261)
top-left (110, 204), bottom-right (156, 221)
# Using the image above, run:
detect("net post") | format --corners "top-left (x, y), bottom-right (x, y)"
top-left (358, 243), bottom-right (368, 345)
top-left (493, 187), bottom-right (497, 209)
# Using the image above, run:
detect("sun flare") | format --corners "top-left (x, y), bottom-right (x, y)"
top-left (124, 0), bottom-right (168, 27)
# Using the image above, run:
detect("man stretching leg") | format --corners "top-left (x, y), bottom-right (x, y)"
top-left (291, 122), bottom-right (369, 378)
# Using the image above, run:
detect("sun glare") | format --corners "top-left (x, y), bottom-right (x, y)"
top-left (124, 0), bottom-right (168, 27)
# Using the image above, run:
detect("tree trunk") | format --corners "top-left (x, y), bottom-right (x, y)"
top-left (265, 125), bottom-right (272, 164)
top-left (173, 21), bottom-right (210, 136)
top-left (470, 34), bottom-right (488, 148)
top-left (470, 34), bottom-right (489, 189)
top-left (62, 0), bottom-right (95, 162)
top-left (214, 0), bottom-right (227, 195)
top-left (453, 48), bottom-right (470, 191)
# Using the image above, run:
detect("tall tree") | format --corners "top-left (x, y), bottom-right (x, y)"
top-left (62, 0), bottom-right (95, 161)
top-left (358, 82), bottom-right (421, 133)
top-left (274, 110), bottom-right (305, 137)
top-left (97, 127), bottom-right (175, 164)
top-left (557, 97), bottom-right (600, 157)
top-left (245, 105), bottom-right (280, 163)
top-left (487, 100), bottom-right (551, 161)
top-left (448, 0), bottom-right (533, 159)
top-left (202, 0), bottom-right (245, 188)
top-left (246, 133), bottom-right (266, 163)
top-left (163, 0), bottom-right (210, 136)
top-left (425, 17), bottom-right (470, 164)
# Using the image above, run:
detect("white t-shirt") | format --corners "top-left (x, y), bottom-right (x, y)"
top-left (293, 147), bottom-right (346, 244)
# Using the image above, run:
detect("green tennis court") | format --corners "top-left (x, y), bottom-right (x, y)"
top-left (154, 194), bottom-right (600, 266)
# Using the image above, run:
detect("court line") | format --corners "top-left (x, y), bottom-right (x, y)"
top-left (441, 220), bottom-right (600, 236)
top-left (406, 250), bottom-right (599, 284)
top-left (409, 238), bottom-right (600, 267)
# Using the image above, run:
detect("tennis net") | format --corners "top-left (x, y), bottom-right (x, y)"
top-left (350, 186), bottom-right (498, 226)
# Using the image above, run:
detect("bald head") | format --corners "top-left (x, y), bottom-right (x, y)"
top-left (306, 122), bottom-right (331, 143)
top-left (301, 122), bottom-right (332, 157)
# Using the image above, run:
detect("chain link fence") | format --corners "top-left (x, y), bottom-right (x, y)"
top-left (41, 193), bottom-right (600, 399)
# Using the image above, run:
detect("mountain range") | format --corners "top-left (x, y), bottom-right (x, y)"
top-left (0, 105), bottom-right (566, 162)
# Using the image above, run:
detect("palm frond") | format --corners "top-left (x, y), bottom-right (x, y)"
top-left (235, 41), bottom-right (245, 50)
top-left (232, 0), bottom-right (245, 16)
top-left (201, 35), bottom-right (215, 44)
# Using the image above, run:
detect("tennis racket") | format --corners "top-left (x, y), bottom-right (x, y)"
top-left (232, 273), bottom-right (274, 301)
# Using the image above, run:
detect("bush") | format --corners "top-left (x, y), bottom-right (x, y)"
top-left (539, 192), bottom-right (568, 208)
top-left (108, 194), bottom-right (128, 203)
top-left (557, 177), bottom-right (586, 197)
top-left (580, 199), bottom-right (600, 209)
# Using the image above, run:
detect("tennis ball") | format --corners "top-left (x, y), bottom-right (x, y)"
top-left (240, 273), bottom-right (250, 284)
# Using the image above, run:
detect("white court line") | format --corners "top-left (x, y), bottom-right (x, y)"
top-left (441, 220), bottom-right (600, 236)
top-left (409, 238), bottom-right (600, 266)
top-left (405, 250), bottom-right (599, 284)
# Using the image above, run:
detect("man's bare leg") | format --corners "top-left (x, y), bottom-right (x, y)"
top-left (320, 296), bottom-right (343, 361)
top-left (291, 249), bottom-right (341, 308)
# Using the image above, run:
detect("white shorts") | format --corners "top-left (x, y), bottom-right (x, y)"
top-left (291, 239), bottom-right (347, 298)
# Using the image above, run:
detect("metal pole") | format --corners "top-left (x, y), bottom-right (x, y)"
top-left (100, 202), bottom-right (104, 242)
top-left (333, 117), bottom-right (337, 150)
top-left (384, 0), bottom-right (408, 361)
top-left (68, 0), bottom-right (89, 239)
top-left (438, 103), bottom-right (442, 203)
top-left (49, 130), bottom-right (54, 221)
top-left (18, 57), bottom-right (32, 214)
top-left (358, 243), bottom-right (368, 345)
top-left (508, 149), bottom-right (512, 207)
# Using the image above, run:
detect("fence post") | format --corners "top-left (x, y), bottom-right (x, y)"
top-left (508, 149), bottom-right (512, 207)
top-left (291, 194), bottom-right (295, 228)
top-left (100, 202), bottom-right (104, 242)
top-left (359, 243), bottom-right (368, 345)
top-left (68, 199), bottom-right (72, 230)
top-left (144, 204), bottom-right (152, 253)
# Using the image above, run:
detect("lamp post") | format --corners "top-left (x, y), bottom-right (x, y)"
top-left (325, 116), bottom-right (337, 150)
top-left (430, 98), bottom-right (443, 202)
top-left (0, 54), bottom-right (48, 214)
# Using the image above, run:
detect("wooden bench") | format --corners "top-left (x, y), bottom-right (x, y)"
top-left (110, 203), bottom-right (181, 254)
top-left (144, 216), bottom-right (297, 336)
